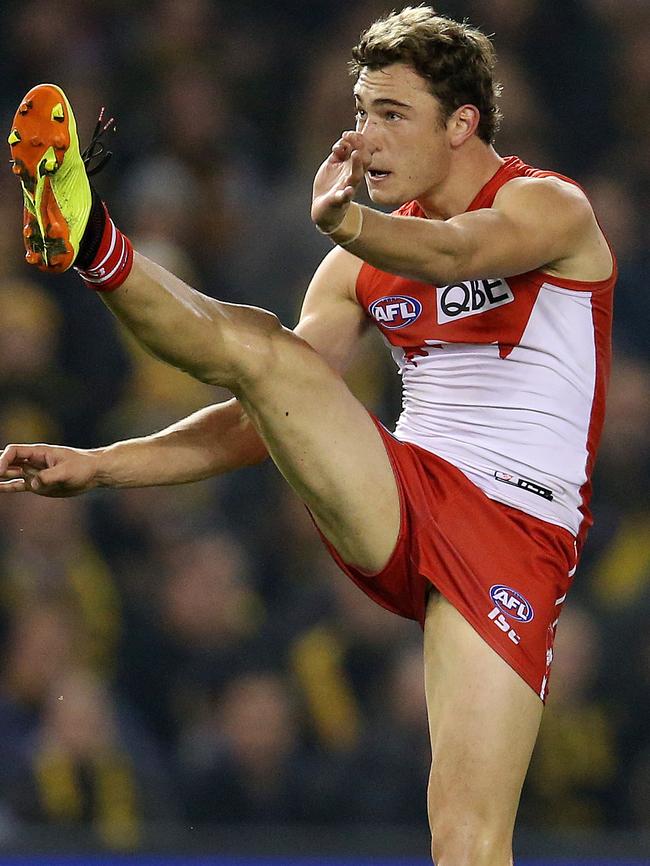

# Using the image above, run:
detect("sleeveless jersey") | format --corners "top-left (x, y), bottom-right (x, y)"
top-left (356, 156), bottom-right (615, 546)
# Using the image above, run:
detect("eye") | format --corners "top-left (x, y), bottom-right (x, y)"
top-left (355, 108), bottom-right (367, 121)
top-left (386, 111), bottom-right (402, 121)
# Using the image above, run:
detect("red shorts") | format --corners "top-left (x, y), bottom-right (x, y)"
top-left (317, 417), bottom-right (577, 702)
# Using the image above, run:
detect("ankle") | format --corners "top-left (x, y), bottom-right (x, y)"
top-left (74, 187), bottom-right (106, 270)
top-left (74, 200), bottom-right (134, 292)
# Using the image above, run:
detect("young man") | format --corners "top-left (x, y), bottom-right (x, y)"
top-left (2, 7), bottom-right (614, 864)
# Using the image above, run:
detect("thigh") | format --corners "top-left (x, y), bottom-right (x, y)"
top-left (424, 592), bottom-right (543, 846)
top-left (235, 326), bottom-right (400, 574)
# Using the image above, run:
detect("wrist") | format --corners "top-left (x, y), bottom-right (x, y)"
top-left (88, 447), bottom-right (114, 488)
top-left (317, 203), bottom-right (364, 247)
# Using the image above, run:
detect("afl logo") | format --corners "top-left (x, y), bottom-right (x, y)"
top-left (370, 295), bottom-right (422, 330)
top-left (489, 585), bottom-right (534, 623)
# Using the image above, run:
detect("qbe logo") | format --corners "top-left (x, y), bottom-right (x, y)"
top-left (436, 278), bottom-right (514, 324)
top-left (369, 295), bottom-right (422, 330)
top-left (489, 585), bottom-right (534, 623)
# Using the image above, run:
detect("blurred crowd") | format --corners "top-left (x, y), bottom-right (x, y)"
top-left (0, 0), bottom-right (648, 851)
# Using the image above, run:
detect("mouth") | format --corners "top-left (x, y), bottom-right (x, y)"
top-left (367, 169), bottom-right (392, 182)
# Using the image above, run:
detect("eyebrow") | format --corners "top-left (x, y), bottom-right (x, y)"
top-left (354, 95), bottom-right (413, 110)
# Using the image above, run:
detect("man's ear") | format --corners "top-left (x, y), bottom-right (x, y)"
top-left (448, 104), bottom-right (481, 147)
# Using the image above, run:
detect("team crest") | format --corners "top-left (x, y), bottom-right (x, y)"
top-left (489, 585), bottom-right (534, 623)
top-left (370, 295), bottom-right (422, 330)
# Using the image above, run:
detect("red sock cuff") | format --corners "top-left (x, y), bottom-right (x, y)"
top-left (74, 204), bottom-right (134, 291)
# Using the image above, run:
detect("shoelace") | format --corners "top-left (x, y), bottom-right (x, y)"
top-left (81, 107), bottom-right (116, 177)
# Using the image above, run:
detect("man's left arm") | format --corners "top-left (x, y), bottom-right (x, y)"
top-left (312, 140), bottom-right (604, 284)
top-left (335, 180), bottom-right (597, 283)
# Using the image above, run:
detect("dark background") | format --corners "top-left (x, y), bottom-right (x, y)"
top-left (0, 0), bottom-right (648, 859)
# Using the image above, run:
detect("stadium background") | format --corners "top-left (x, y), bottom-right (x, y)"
top-left (0, 0), bottom-right (648, 862)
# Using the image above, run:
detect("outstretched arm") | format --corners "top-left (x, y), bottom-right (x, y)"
top-left (0, 399), bottom-right (266, 496)
top-left (0, 248), bottom-right (365, 496)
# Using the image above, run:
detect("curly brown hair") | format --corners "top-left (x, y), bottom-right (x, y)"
top-left (350, 6), bottom-right (502, 144)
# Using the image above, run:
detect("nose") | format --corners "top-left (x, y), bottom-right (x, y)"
top-left (362, 125), bottom-right (382, 154)
top-left (356, 114), bottom-right (377, 133)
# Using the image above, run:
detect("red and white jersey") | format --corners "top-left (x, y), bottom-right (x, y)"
top-left (356, 156), bottom-right (615, 546)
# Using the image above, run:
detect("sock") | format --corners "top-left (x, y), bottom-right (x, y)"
top-left (74, 187), bottom-right (106, 270)
top-left (74, 191), bottom-right (134, 292)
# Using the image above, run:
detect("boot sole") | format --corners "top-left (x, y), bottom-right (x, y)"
top-left (9, 84), bottom-right (77, 272)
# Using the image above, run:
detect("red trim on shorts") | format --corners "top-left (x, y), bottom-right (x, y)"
top-left (313, 416), bottom-right (576, 703)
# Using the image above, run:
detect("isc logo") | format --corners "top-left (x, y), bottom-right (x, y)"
top-left (370, 295), bottom-right (422, 330)
top-left (489, 585), bottom-right (534, 623)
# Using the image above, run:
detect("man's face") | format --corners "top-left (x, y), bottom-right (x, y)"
top-left (353, 63), bottom-right (450, 207)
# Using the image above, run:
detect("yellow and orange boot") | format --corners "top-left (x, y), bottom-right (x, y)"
top-left (8, 84), bottom-right (100, 272)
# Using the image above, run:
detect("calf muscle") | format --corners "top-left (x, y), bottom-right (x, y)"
top-left (101, 253), bottom-right (283, 389)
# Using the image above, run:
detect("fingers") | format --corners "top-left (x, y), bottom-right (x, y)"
top-left (0, 444), bottom-right (70, 496)
top-left (330, 130), bottom-right (375, 165)
top-left (34, 463), bottom-right (71, 489)
top-left (314, 148), bottom-right (364, 221)
top-left (313, 134), bottom-right (370, 229)
top-left (330, 139), bottom-right (353, 163)
top-left (341, 130), bottom-right (368, 150)
top-left (0, 445), bottom-right (32, 492)
top-left (333, 186), bottom-right (356, 205)
top-left (348, 149), bottom-right (366, 186)
top-left (0, 478), bottom-right (27, 493)
top-left (0, 444), bottom-right (50, 475)
top-left (0, 463), bottom-right (46, 494)
top-left (0, 465), bottom-right (73, 496)
top-left (2, 468), bottom-right (28, 480)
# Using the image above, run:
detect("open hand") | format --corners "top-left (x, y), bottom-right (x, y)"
top-left (312, 131), bottom-right (374, 233)
top-left (0, 443), bottom-right (100, 497)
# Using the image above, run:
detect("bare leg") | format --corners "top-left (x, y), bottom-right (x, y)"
top-left (102, 253), bottom-right (400, 572)
top-left (423, 592), bottom-right (543, 865)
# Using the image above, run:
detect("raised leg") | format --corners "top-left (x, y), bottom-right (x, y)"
top-left (105, 253), bottom-right (401, 573)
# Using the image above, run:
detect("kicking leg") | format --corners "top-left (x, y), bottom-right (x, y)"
top-left (108, 253), bottom-right (401, 572)
top-left (423, 592), bottom-right (543, 865)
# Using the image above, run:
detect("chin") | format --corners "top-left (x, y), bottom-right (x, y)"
top-left (367, 186), bottom-right (407, 207)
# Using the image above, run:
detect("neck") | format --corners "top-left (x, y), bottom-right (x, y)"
top-left (417, 141), bottom-right (504, 220)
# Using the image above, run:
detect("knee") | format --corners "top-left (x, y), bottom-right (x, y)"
top-left (207, 304), bottom-right (285, 387)
top-left (429, 816), bottom-right (512, 865)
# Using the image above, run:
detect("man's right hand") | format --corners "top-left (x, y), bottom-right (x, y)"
top-left (311, 131), bottom-right (373, 233)
top-left (0, 444), bottom-right (101, 497)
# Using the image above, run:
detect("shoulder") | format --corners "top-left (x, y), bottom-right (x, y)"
top-left (313, 245), bottom-right (365, 284)
top-left (494, 174), bottom-right (594, 230)
top-left (491, 171), bottom-right (612, 281)
top-left (307, 246), bottom-right (365, 303)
